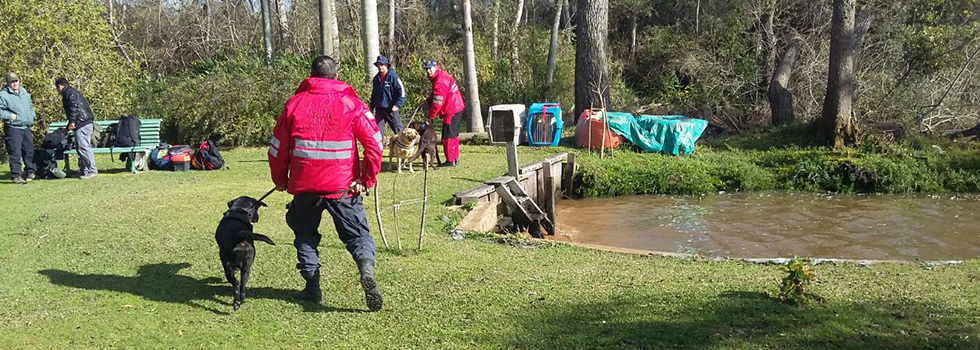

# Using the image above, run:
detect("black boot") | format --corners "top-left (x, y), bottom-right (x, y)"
top-left (293, 270), bottom-right (322, 304)
top-left (357, 260), bottom-right (383, 312)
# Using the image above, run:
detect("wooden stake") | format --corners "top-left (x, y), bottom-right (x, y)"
top-left (391, 173), bottom-right (401, 250)
top-left (374, 181), bottom-right (389, 248)
top-left (418, 158), bottom-right (429, 250)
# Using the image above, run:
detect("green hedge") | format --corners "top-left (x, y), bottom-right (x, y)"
top-left (574, 137), bottom-right (980, 197)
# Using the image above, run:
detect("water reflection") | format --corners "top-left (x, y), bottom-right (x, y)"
top-left (554, 192), bottom-right (980, 260)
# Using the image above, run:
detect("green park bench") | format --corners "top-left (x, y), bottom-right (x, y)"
top-left (47, 118), bottom-right (162, 174)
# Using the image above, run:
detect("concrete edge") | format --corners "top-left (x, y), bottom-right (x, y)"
top-left (537, 240), bottom-right (965, 266)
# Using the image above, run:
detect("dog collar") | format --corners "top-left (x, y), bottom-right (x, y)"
top-left (223, 210), bottom-right (254, 226)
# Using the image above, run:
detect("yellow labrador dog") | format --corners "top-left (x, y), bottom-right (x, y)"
top-left (388, 128), bottom-right (420, 173)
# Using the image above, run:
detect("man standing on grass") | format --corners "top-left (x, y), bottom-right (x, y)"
top-left (423, 60), bottom-right (465, 167)
top-left (0, 72), bottom-right (36, 184)
top-left (56, 78), bottom-right (98, 179)
top-left (268, 56), bottom-right (385, 312)
top-left (369, 55), bottom-right (406, 144)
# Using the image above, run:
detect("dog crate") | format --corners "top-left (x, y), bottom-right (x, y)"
top-left (487, 104), bottom-right (527, 144)
top-left (526, 103), bottom-right (563, 147)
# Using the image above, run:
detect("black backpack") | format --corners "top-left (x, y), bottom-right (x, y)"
top-left (192, 140), bottom-right (225, 170)
top-left (114, 115), bottom-right (141, 147)
top-left (98, 123), bottom-right (117, 148)
top-left (42, 128), bottom-right (68, 150)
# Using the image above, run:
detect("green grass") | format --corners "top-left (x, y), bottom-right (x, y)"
top-left (1, 147), bottom-right (979, 349)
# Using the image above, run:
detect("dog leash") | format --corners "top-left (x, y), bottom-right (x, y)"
top-left (258, 187), bottom-right (276, 203)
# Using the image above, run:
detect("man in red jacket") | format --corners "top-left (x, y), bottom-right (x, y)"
top-left (423, 60), bottom-right (465, 167)
top-left (268, 56), bottom-right (384, 311)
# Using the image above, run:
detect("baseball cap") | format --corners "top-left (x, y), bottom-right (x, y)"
top-left (5, 72), bottom-right (20, 83)
top-left (423, 60), bottom-right (437, 69)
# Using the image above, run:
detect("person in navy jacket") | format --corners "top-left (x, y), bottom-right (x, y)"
top-left (369, 55), bottom-right (407, 142)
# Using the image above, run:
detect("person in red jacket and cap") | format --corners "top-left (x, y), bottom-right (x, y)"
top-left (268, 55), bottom-right (385, 311)
top-left (423, 60), bottom-right (465, 167)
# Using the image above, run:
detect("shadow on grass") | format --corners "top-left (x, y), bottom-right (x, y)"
top-left (38, 263), bottom-right (363, 315)
top-left (502, 291), bottom-right (979, 350)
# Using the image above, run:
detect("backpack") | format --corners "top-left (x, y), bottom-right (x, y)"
top-left (114, 115), bottom-right (141, 147)
top-left (42, 129), bottom-right (68, 150)
top-left (90, 123), bottom-right (103, 147)
top-left (98, 123), bottom-right (118, 148)
top-left (191, 140), bottom-right (224, 170)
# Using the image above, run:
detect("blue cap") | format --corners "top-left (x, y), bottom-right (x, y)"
top-left (374, 55), bottom-right (390, 67)
top-left (423, 60), bottom-right (437, 69)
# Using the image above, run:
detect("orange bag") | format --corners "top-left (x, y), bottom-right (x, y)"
top-left (574, 109), bottom-right (625, 150)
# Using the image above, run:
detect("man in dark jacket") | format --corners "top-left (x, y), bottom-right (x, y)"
top-left (56, 77), bottom-right (98, 179)
top-left (0, 72), bottom-right (37, 184)
top-left (369, 55), bottom-right (407, 142)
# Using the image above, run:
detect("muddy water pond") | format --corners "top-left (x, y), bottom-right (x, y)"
top-left (554, 192), bottom-right (980, 261)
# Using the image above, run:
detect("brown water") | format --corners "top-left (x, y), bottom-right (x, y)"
top-left (554, 192), bottom-right (980, 261)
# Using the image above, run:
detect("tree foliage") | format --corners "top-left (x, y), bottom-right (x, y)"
top-left (0, 0), bottom-right (139, 130)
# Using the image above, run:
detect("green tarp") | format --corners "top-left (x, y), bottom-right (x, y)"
top-left (604, 113), bottom-right (708, 155)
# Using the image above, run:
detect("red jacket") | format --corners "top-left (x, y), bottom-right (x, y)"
top-left (426, 67), bottom-right (465, 121)
top-left (269, 77), bottom-right (383, 199)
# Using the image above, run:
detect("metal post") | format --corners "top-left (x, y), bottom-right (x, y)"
top-left (506, 141), bottom-right (519, 177)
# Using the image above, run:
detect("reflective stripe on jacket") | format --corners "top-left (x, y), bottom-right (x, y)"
top-left (268, 77), bottom-right (383, 199)
top-left (426, 67), bottom-right (465, 121)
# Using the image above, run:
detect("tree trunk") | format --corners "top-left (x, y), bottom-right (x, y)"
top-left (330, 0), bottom-right (341, 60)
top-left (820, 0), bottom-right (857, 148)
top-left (562, 0), bottom-right (571, 29)
top-left (769, 40), bottom-right (800, 125)
top-left (629, 14), bottom-right (637, 57)
top-left (493, 0), bottom-right (500, 57)
top-left (463, 0), bottom-right (484, 132)
top-left (388, 0), bottom-right (396, 57)
top-left (546, 0), bottom-right (562, 84)
top-left (319, 0), bottom-right (332, 56)
top-left (574, 0), bottom-right (610, 122)
top-left (512, 0), bottom-right (525, 75)
top-left (362, 0), bottom-right (381, 81)
top-left (260, 0), bottom-right (274, 66)
top-left (275, 0), bottom-right (290, 49)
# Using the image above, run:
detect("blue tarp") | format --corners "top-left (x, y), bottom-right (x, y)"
top-left (604, 113), bottom-right (708, 155)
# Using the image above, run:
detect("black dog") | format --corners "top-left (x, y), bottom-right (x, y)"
top-left (407, 120), bottom-right (441, 169)
top-left (215, 196), bottom-right (275, 310)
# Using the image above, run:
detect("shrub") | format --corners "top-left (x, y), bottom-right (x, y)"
top-left (778, 257), bottom-right (818, 305)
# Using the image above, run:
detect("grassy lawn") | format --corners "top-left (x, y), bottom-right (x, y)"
top-left (1, 146), bottom-right (979, 349)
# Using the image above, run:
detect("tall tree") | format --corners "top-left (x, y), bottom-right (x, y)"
top-left (574, 0), bottom-right (610, 122)
top-left (820, 0), bottom-right (858, 147)
top-left (388, 0), bottom-right (396, 57)
top-left (462, 0), bottom-right (484, 132)
top-left (329, 0), bottom-right (341, 60)
top-left (275, 0), bottom-right (290, 49)
top-left (511, 0), bottom-right (525, 74)
top-left (319, 0), bottom-right (332, 56)
top-left (260, 0), bottom-right (274, 66)
top-left (769, 39), bottom-right (800, 125)
top-left (493, 0), bottom-right (500, 57)
top-left (362, 0), bottom-right (381, 81)
top-left (546, 0), bottom-right (562, 84)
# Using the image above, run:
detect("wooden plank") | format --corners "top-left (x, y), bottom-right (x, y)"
top-left (485, 176), bottom-right (516, 185)
top-left (562, 152), bottom-right (576, 196)
top-left (517, 153), bottom-right (568, 176)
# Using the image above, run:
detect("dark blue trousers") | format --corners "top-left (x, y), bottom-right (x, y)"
top-left (286, 193), bottom-right (376, 273)
top-left (375, 109), bottom-right (403, 134)
top-left (4, 126), bottom-right (35, 179)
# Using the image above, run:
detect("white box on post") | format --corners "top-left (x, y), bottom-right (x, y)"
top-left (487, 104), bottom-right (526, 177)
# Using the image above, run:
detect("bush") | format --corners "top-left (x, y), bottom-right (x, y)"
top-left (573, 132), bottom-right (980, 196)
top-left (0, 0), bottom-right (139, 131)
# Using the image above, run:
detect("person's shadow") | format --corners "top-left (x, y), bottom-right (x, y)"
top-left (39, 263), bottom-right (362, 315)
